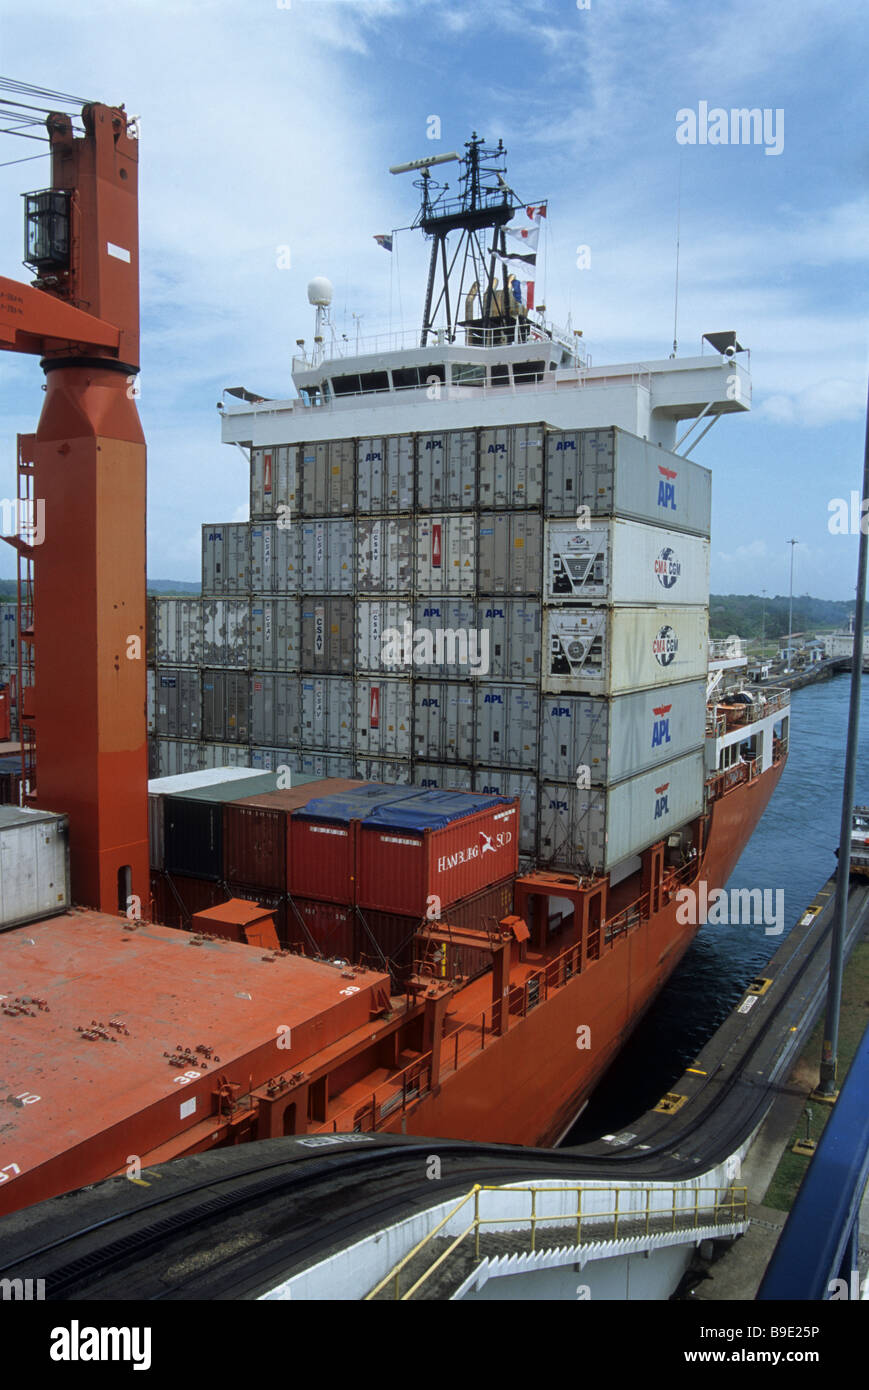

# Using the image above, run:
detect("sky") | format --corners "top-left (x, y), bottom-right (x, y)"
top-left (0, 0), bottom-right (867, 599)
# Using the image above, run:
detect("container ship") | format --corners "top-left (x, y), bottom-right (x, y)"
top-left (0, 116), bottom-right (788, 1219)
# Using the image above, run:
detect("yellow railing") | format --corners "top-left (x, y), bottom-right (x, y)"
top-left (365, 1183), bottom-right (749, 1300)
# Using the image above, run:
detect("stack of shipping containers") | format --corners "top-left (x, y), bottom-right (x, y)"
top-left (146, 423), bottom-right (710, 873)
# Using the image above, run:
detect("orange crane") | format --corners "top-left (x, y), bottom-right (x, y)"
top-left (0, 101), bottom-right (148, 915)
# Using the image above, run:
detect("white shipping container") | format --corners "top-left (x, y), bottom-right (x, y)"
top-left (478, 512), bottom-right (542, 594)
top-left (477, 599), bottom-right (542, 681)
top-left (540, 680), bottom-right (707, 784)
top-left (302, 519), bottom-right (354, 592)
top-left (546, 520), bottom-right (709, 606)
top-left (250, 522), bottom-right (300, 594)
top-left (357, 435), bottom-right (414, 513)
top-left (293, 751), bottom-right (356, 779)
top-left (202, 523), bottom-right (249, 595)
top-left (202, 669), bottom-right (250, 743)
top-left (357, 518), bottom-right (414, 593)
top-left (538, 750), bottom-right (705, 873)
top-left (356, 600), bottom-right (413, 673)
top-left (202, 599), bottom-right (250, 668)
top-left (148, 739), bottom-right (204, 778)
top-left (199, 742), bottom-right (252, 769)
top-left (474, 768), bottom-right (538, 856)
top-left (300, 598), bottom-right (355, 673)
top-left (543, 606), bottom-right (708, 695)
top-left (413, 762), bottom-right (472, 791)
top-left (154, 668), bottom-right (201, 740)
top-left (301, 439), bottom-right (355, 515)
top-left (412, 599), bottom-right (480, 677)
top-left (0, 806), bottom-right (70, 929)
top-left (474, 684), bottom-right (539, 770)
top-left (415, 516), bottom-right (476, 594)
top-left (479, 423), bottom-right (545, 508)
top-left (147, 667), bottom-right (156, 735)
top-left (251, 444), bottom-right (299, 520)
top-left (0, 603), bottom-right (17, 666)
top-left (416, 430), bottom-right (477, 510)
top-left (355, 678), bottom-right (412, 759)
top-left (300, 676), bottom-right (353, 752)
top-left (251, 672), bottom-right (300, 747)
top-left (250, 598), bottom-right (300, 671)
top-left (413, 680), bottom-right (475, 763)
top-left (545, 427), bottom-right (711, 537)
top-left (354, 757), bottom-right (412, 784)
top-left (152, 598), bottom-right (202, 666)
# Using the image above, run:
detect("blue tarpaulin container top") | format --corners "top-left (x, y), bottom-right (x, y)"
top-left (294, 784), bottom-right (422, 825)
top-left (363, 789), bottom-right (513, 833)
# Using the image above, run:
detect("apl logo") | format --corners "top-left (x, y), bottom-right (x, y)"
top-left (483, 693), bottom-right (503, 704)
top-left (423, 606), bottom-right (441, 618)
top-left (487, 443), bottom-right (507, 455)
top-left (652, 703), bottom-right (672, 747)
top-left (549, 799), bottom-right (568, 810)
top-left (655, 547), bottom-right (681, 589)
top-left (421, 698), bottom-right (439, 708)
top-left (657, 464), bottom-right (677, 511)
top-left (552, 706), bottom-right (571, 717)
top-left (484, 607), bottom-right (504, 618)
top-left (654, 782), bottom-right (670, 819)
top-left (555, 438), bottom-right (577, 451)
top-left (653, 625), bottom-right (678, 666)
top-left (365, 451), bottom-right (382, 463)
top-left (425, 439), bottom-right (443, 451)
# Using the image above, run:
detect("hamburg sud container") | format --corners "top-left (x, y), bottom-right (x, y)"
top-left (360, 878), bottom-right (514, 982)
top-left (0, 806), bottom-right (70, 930)
top-left (222, 776), bottom-right (362, 890)
top-left (479, 423), bottom-right (546, 508)
top-left (416, 429), bottom-right (477, 510)
top-left (545, 427), bottom-right (711, 537)
top-left (540, 680), bottom-right (707, 785)
top-left (545, 520), bottom-right (709, 607)
top-left (300, 439), bottom-right (355, 515)
top-left (357, 435), bottom-right (414, 513)
top-left (356, 790), bottom-right (519, 917)
top-left (289, 896), bottom-right (356, 960)
top-left (162, 772), bottom-right (281, 880)
top-left (201, 522), bottom-right (250, 595)
top-left (543, 605), bottom-right (708, 695)
top-left (538, 749), bottom-right (705, 873)
top-left (289, 784), bottom-right (422, 904)
top-left (250, 444), bottom-right (299, 521)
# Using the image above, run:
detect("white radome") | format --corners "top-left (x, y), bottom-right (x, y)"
top-left (307, 276), bottom-right (334, 307)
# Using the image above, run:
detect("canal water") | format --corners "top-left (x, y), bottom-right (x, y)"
top-left (564, 673), bottom-right (869, 1143)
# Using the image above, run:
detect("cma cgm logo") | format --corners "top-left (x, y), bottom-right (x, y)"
top-left (654, 782), bottom-right (670, 820)
top-left (487, 443), bottom-right (507, 455)
top-left (483, 693), bottom-right (503, 704)
top-left (652, 703), bottom-right (672, 747)
top-left (657, 464), bottom-right (677, 511)
top-left (364, 451), bottom-right (382, 462)
top-left (484, 607), bottom-right (504, 618)
top-left (655, 547), bottom-right (681, 589)
top-left (653, 625), bottom-right (678, 666)
top-left (555, 439), bottom-right (576, 451)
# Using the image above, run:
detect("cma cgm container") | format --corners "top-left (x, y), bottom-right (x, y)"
top-left (479, 423), bottom-right (546, 508)
top-left (545, 520), bottom-right (709, 607)
top-left (0, 806), bottom-right (70, 930)
top-left (250, 444), bottom-right (299, 521)
top-left (538, 750), bottom-right (706, 873)
top-left (202, 522), bottom-right (249, 595)
top-left (545, 427), bottom-right (711, 537)
top-left (416, 429), bottom-right (477, 511)
top-left (540, 680), bottom-right (707, 784)
top-left (356, 790), bottom-right (518, 916)
top-left (543, 605), bottom-right (708, 695)
top-left (289, 784), bottom-right (421, 904)
top-left (357, 435), bottom-right (414, 513)
top-left (162, 772), bottom-right (281, 880)
top-left (222, 776), bottom-right (361, 890)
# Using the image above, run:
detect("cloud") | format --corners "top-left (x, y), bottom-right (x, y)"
top-left (758, 379), bottom-right (866, 428)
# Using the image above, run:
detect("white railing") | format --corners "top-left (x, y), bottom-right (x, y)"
top-left (291, 318), bottom-right (586, 370)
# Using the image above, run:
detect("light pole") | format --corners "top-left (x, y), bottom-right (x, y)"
top-left (761, 588), bottom-right (767, 661)
top-left (786, 540), bottom-right (798, 668)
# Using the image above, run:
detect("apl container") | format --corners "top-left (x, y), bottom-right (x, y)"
top-left (163, 772), bottom-right (282, 880)
top-left (538, 749), bottom-right (706, 873)
top-left (474, 683), bottom-right (539, 770)
top-left (474, 768), bottom-right (538, 856)
top-left (148, 766), bottom-right (258, 871)
top-left (539, 680), bottom-right (707, 784)
top-left (356, 790), bottom-right (518, 916)
top-left (202, 600), bottom-right (250, 668)
top-left (300, 439), bottom-right (355, 515)
top-left (416, 429), bottom-right (477, 510)
top-left (202, 669), bottom-right (250, 743)
top-left (302, 519), bottom-right (354, 593)
top-left (542, 605), bottom-right (708, 695)
top-left (202, 522), bottom-right (249, 595)
top-left (356, 599), bottom-right (413, 674)
top-left (357, 435), bottom-right (414, 513)
top-left (250, 444), bottom-right (299, 521)
top-left (413, 681), bottom-right (475, 763)
top-left (0, 806), bottom-right (70, 930)
top-left (300, 598), bottom-right (354, 673)
top-left (250, 598), bottom-right (300, 670)
top-left (545, 520), bottom-right (709, 606)
top-left (289, 783), bottom-right (419, 903)
top-left (478, 512), bottom-right (542, 594)
top-left (413, 762), bottom-right (472, 791)
top-left (353, 757), bottom-right (412, 783)
top-left (250, 522), bottom-right (300, 593)
top-left (297, 751), bottom-right (357, 779)
top-left (411, 599), bottom-right (480, 678)
top-left (415, 516), bottom-right (476, 594)
top-left (222, 776), bottom-right (360, 890)
top-left (300, 676), bottom-right (354, 752)
top-left (153, 668), bottom-right (201, 740)
top-left (357, 518), bottom-right (414, 593)
top-left (355, 678), bottom-right (413, 759)
top-left (250, 672), bottom-right (301, 747)
top-left (150, 597), bottom-right (202, 666)
top-left (479, 422), bottom-right (545, 508)
top-left (545, 427), bottom-right (711, 537)
top-left (477, 599), bottom-right (541, 680)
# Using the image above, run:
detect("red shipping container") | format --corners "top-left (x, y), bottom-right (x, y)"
top-left (149, 871), bottom-right (222, 929)
top-left (289, 896), bottom-right (355, 962)
top-left (289, 817), bottom-right (357, 904)
top-left (222, 778), bottom-right (363, 890)
top-left (357, 801), bottom-right (519, 916)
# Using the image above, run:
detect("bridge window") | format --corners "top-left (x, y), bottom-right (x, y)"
top-left (513, 359), bottom-right (546, 383)
top-left (490, 363), bottom-right (510, 387)
top-left (451, 363), bottom-right (485, 387)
